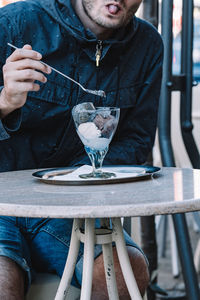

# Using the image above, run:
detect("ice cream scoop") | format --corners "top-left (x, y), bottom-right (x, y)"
top-left (78, 122), bottom-right (101, 139)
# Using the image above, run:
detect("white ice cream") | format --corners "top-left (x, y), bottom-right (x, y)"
top-left (78, 122), bottom-right (109, 150)
top-left (78, 122), bottom-right (101, 139)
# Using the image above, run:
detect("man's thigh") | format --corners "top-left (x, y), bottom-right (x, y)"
top-left (30, 218), bottom-right (83, 287)
top-left (0, 216), bottom-right (32, 288)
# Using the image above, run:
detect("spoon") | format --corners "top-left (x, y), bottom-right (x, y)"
top-left (7, 43), bottom-right (106, 98)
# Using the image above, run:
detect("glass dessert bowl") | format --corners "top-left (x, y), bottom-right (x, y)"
top-left (72, 102), bottom-right (120, 179)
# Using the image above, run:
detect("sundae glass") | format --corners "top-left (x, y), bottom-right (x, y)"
top-left (72, 102), bottom-right (120, 179)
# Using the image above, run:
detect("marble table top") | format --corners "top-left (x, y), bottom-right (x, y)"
top-left (0, 166), bottom-right (200, 218)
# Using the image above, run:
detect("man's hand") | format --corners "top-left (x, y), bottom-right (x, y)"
top-left (0, 44), bottom-right (51, 118)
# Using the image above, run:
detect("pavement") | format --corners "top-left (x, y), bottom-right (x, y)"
top-left (155, 212), bottom-right (200, 299)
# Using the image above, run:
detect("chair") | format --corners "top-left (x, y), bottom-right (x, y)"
top-left (26, 273), bottom-right (80, 300)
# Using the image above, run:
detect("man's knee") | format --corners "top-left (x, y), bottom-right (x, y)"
top-left (92, 246), bottom-right (149, 299)
top-left (0, 256), bottom-right (25, 300)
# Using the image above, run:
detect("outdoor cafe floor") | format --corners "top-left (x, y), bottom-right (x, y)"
top-left (156, 212), bottom-right (200, 299)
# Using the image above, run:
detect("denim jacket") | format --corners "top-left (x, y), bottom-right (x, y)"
top-left (0, 0), bottom-right (163, 171)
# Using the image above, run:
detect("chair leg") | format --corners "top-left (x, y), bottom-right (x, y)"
top-left (169, 215), bottom-right (180, 277)
top-left (143, 291), bottom-right (148, 300)
top-left (194, 239), bottom-right (200, 273)
top-left (112, 217), bottom-right (143, 300)
top-left (102, 243), bottom-right (119, 299)
top-left (55, 219), bottom-right (81, 300)
top-left (80, 218), bottom-right (95, 300)
top-left (130, 217), bottom-right (142, 247)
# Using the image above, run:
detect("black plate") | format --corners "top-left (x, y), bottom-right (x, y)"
top-left (32, 165), bottom-right (161, 186)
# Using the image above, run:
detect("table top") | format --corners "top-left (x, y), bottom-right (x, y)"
top-left (0, 166), bottom-right (200, 218)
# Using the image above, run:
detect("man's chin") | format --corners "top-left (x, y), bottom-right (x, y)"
top-left (95, 18), bottom-right (125, 29)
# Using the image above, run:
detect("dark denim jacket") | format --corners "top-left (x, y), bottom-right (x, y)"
top-left (0, 0), bottom-right (163, 172)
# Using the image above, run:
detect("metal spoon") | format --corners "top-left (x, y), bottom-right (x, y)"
top-left (7, 43), bottom-right (106, 98)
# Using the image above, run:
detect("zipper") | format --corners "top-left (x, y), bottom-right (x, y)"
top-left (95, 40), bottom-right (103, 67)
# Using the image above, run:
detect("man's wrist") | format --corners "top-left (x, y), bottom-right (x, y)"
top-left (0, 88), bottom-right (15, 119)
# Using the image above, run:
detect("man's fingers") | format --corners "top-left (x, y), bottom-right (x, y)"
top-left (5, 80), bottom-right (41, 93)
top-left (22, 44), bottom-right (32, 50)
top-left (2, 44), bottom-right (51, 108)
top-left (5, 45), bottom-right (51, 76)
top-left (6, 47), bottom-right (42, 63)
top-left (8, 58), bottom-right (51, 74)
top-left (4, 69), bottom-right (47, 85)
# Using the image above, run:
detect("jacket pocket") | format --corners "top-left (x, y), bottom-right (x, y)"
top-left (28, 71), bottom-right (73, 107)
top-left (104, 82), bottom-right (145, 108)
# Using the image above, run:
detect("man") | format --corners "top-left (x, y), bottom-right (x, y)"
top-left (0, 0), bottom-right (163, 299)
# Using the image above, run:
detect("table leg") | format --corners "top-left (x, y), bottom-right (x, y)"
top-left (112, 217), bottom-right (143, 300)
top-left (55, 218), bottom-right (81, 300)
top-left (80, 218), bottom-right (95, 300)
top-left (102, 243), bottom-right (120, 299)
top-left (55, 217), bottom-right (144, 300)
top-left (172, 213), bottom-right (200, 300)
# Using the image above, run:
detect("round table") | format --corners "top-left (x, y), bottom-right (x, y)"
top-left (0, 166), bottom-right (200, 218)
top-left (0, 166), bottom-right (200, 300)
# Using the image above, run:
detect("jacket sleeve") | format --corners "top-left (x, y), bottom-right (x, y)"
top-left (104, 40), bottom-right (164, 165)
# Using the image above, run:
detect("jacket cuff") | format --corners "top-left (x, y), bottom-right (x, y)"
top-left (2, 108), bottom-right (22, 133)
top-left (0, 85), bottom-right (22, 136)
top-left (0, 119), bottom-right (10, 140)
top-left (0, 86), bottom-right (10, 140)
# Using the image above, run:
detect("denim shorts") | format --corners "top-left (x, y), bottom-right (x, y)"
top-left (0, 216), bottom-right (146, 291)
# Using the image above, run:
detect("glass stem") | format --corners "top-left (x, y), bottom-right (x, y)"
top-left (85, 146), bottom-right (108, 175)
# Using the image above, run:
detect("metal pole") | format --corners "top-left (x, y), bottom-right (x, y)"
top-left (180, 0), bottom-right (200, 168)
top-left (158, 0), bottom-right (176, 167)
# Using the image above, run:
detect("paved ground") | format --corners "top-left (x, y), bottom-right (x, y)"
top-left (156, 213), bottom-right (200, 299)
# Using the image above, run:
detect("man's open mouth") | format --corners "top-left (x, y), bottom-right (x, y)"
top-left (106, 3), bottom-right (121, 15)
